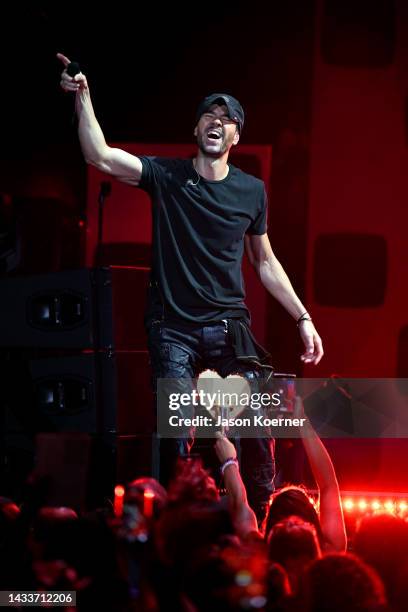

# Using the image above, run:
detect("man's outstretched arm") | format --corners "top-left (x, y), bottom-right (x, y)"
top-left (245, 232), bottom-right (324, 365)
top-left (57, 53), bottom-right (142, 186)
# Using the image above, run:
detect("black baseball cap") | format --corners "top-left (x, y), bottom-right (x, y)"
top-left (195, 93), bottom-right (245, 133)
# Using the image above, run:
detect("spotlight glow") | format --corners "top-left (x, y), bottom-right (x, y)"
top-left (344, 499), bottom-right (354, 510)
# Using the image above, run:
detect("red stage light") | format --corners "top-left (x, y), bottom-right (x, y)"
top-left (341, 494), bottom-right (408, 510)
top-left (114, 485), bottom-right (125, 518)
top-left (344, 499), bottom-right (354, 510)
top-left (143, 489), bottom-right (155, 518)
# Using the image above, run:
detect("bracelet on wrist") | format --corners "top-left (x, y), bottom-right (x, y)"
top-left (220, 458), bottom-right (239, 475)
top-left (297, 312), bottom-right (312, 326)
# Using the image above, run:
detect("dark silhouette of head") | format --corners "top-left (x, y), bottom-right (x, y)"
top-left (167, 457), bottom-right (219, 506)
top-left (354, 513), bottom-right (408, 607)
top-left (264, 486), bottom-right (322, 544)
top-left (267, 515), bottom-right (321, 592)
top-left (301, 552), bottom-right (387, 612)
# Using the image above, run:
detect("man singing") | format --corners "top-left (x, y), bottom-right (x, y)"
top-left (58, 53), bottom-right (323, 522)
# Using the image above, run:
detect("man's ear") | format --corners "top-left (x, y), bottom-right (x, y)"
top-left (232, 128), bottom-right (240, 146)
top-left (194, 126), bottom-right (198, 137)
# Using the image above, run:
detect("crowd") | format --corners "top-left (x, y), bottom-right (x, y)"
top-left (1, 398), bottom-right (407, 611)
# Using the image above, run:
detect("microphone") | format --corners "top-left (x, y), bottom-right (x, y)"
top-left (66, 61), bottom-right (83, 125)
top-left (66, 61), bottom-right (81, 77)
top-left (186, 169), bottom-right (200, 187)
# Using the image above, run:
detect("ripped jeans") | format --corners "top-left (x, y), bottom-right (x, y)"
top-left (147, 318), bottom-right (275, 522)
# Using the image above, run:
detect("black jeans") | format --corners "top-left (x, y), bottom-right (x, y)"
top-left (147, 318), bottom-right (275, 521)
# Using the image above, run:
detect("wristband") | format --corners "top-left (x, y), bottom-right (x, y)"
top-left (297, 312), bottom-right (312, 326)
top-left (220, 458), bottom-right (239, 475)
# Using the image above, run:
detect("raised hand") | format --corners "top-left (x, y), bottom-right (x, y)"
top-left (214, 432), bottom-right (237, 463)
top-left (57, 53), bottom-right (88, 92)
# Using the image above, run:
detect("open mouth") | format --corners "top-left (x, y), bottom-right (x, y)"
top-left (206, 129), bottom-right (223, 141)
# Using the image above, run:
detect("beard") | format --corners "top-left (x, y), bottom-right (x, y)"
top-left (196, 131), bottom-right (232, 157)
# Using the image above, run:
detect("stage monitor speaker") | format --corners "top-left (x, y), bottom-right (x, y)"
top-left (2, 350), bottom-right (154, 437)
top-left (0, 266), bottom-right (150, 350)
top-left (1, 348), bottom-right (156, 506)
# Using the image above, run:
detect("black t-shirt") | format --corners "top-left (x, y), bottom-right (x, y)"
top-left (138, 156), bottom-right (268, 326)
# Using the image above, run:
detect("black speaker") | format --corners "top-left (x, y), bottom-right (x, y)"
top-left (0, 266), bottom-right (156, 505)
top-left (2, 350), bottom-right (153, 436)
top-left (0, 350), bottom-right (156, 506)
top-left (0, 266), bottom-right (150, 350)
